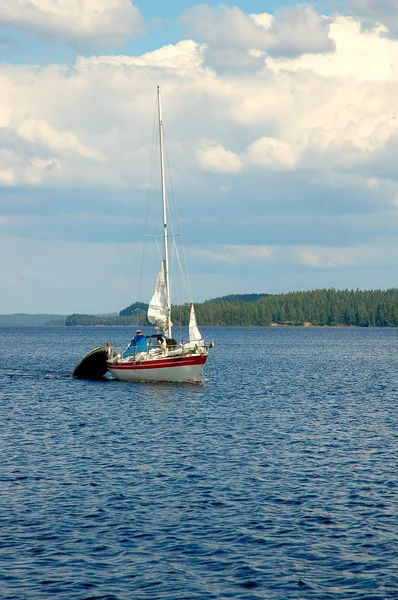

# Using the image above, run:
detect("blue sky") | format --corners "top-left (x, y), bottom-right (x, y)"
top-left (0, 0), bottom-right (398, 314)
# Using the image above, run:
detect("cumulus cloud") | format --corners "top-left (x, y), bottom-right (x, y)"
top-left (0, 152), bottom-right (55, 185)
top-left (266, 16), bottom-right (398, 82)
top-left (10, 115), bottom-right (104, 162)
top-left (1, 14), bottom-right (398, 190)
top-left (204, 47), bottom-right (264, 73)
top-left (196, 142), bottom-right (243, 174)
top-left (113, 39), bottom-right (205, 71)
top-left (0, 0), bottom-right (144, 48)
top-left (253, 3), bottom-right (335, 57)
top-left (1, 14), bottom-right (398, 191)
top-left (180, 3), bottom-right (334, 71)
top-left (0, 10), bottom-right (398, 304)
top-left (297, 112), bottom-right (398, 179)
top-left (347, 0), bottom-right (398, 39)
top-left (0, 5), bottom-right (397, 310)
top-left (181, 4), bottom-right (268, 49)
top-left (245, 137), bottom-right (297, 170)
top-left (196, 136), bottom-right (296, 174)
top-left (0, 113), bottom-right (105, 186)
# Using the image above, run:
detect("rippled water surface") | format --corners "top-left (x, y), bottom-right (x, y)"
top-left (1, 326), bottom-right (398, 599)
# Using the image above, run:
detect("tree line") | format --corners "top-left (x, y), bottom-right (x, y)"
top-left (189, 288), bottom-right (398, 327)
top-left (65, 288), bottom-right (398, 327)
top-left (65, 313), bottom-right (145, 326)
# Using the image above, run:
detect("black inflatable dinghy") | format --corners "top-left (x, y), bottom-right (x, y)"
top-left (73, 346), bottom-right (108, 380)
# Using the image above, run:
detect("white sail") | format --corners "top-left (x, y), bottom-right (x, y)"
top-left (148, 261), bottom-right (172, 332)
top-left (189, 304), bottom-right (202, 342)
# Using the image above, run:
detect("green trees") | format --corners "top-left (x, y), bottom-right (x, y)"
top-left (119, 302), bottom-right (148, 318)
top-left (192, 288), bottom-right (398, 327)
top-left (65, 288), bottom-right (398, 327)
top-left (65, 314), bottom-right (144, 326)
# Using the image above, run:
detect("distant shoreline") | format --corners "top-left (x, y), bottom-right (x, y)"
top-left (2, 288), bottom-right (398, 327)
top-left (0, 321), bottom-right (396, 330)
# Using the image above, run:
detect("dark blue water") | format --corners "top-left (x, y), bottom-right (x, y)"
top-left (1, 326), bottom-right (398, 599)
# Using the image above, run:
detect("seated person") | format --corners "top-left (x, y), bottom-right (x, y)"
top-left (122, 329), bottom-right (148, 358)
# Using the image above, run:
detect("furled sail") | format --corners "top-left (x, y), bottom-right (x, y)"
top-left (148, 261), bottom-right (172, 332)
top-left (189, 303), bottom-right (202, 342)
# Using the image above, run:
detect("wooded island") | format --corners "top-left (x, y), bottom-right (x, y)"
top-left (64, 288), bottom-right (398, 327)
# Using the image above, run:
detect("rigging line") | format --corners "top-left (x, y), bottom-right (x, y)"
top-left (179, 236), bottom-right (183, 342)
top-left (173, 239), bottom-right (192, 301)
top-left (169, 235), bottom-right (184, 342)
top-left (159, 126), bottom-right (184, 308)
top-left (169, 237), bottom-right (176, 323)
top-left (154, 236), bottom-right (161, 257)
top-left (163, 128), bottom-right (195, 304)
top-left (167, 212), bottom-right (191, 304)
top-left (176, 227), bottom-right (194, 304)
top-left (138, 96), bottom-right (158, 306)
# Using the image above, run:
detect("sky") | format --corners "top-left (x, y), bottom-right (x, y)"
top-left (1, 0), bottom-right (398, 314)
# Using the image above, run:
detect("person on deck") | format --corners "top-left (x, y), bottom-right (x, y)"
top-left (122, 330), bottom-right (147, 358)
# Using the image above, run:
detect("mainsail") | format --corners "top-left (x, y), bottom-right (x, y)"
top-left (147, 261), bottom-right (172, 332)
top-left (189, 304), bottom-right (202, 342)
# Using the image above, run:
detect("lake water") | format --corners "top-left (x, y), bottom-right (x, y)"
top-left (1, 326), bottom-right (398, 599)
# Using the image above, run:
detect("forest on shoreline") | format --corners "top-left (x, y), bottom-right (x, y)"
top-left (63, 289), bottom-right (398, 328)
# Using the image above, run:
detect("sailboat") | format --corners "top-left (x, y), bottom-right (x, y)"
top-left (104, 86), bottom-right (213, 382)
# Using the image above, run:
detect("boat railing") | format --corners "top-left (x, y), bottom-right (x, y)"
top-left (111, 336), bottom-right (214, 363)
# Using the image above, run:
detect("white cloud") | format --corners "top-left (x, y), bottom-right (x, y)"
top-left (266, 16), bottom-right (398, 82)
top-left (180, 3), bottom-right (334, 71)
top-left (190, 240), bottom-right (398, 271)
top-left (0, 168), bottom-right (15, 185)
top-left (1, 7), bottom-right (398, 310)
top-left (291, 242), bottom-right (398, 268)
top-left (1, 14), bottom-right (398, 189)
top-left (10, 115), bottom-right (104, 162)
top-left (245, 137), bottom-right (296, 170)
top-left (196, 142), bottom-right (243, 174)
top-left (347, 0), bottom-right (398, 39)
top-left (196, 136), bottom-right (296, 174)
top-left (181, 3), bottom-right (333, 55)
top-left (180, 5), bottom-right (269, 50)
top-left (0, 113), bottom-right (105, 186)
top-left (191, 245), bottom-right (273, 264)
top-left (0, 148), bottom-right (56, 186)
top-left (0, 0), bottom-right (144, 48)
top-left (116, 39), bottom-right (205, 71)
top-left (254, 4), bottom-right (335, 57)
top-left (203, 47), bottom-right (265, 73)
top-left (189, 240), bottom-right (398, 273)
top-left (1, 232), bottom-right (397, 312)
top-left (296, 248), bottom-right (350, 268)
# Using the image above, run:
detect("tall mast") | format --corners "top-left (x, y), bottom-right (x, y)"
top-left (157, 85), bottom-right (172, 337)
